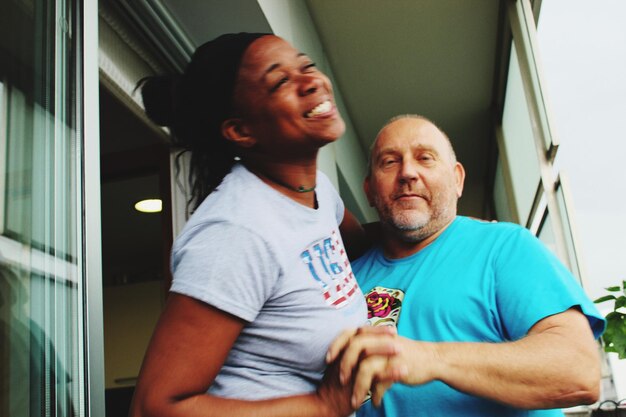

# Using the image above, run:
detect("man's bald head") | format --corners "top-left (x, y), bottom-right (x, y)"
top-left (367, 115), bottom-right (457, 176)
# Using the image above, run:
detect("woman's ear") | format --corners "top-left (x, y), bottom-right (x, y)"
top-left (221, 118), bottom-right (256, 148)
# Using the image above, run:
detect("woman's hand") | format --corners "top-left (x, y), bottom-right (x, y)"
top-left (316, 353), bottom-right (357, 417)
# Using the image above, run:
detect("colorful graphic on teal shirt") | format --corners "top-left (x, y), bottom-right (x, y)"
top-left (365, 286), bottom-right (405, 327)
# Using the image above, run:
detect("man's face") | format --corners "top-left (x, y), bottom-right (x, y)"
top-left (364, 117), bottom-right (465, 242)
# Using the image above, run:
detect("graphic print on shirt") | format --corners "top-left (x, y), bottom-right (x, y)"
top-left (365, 286), bottom-right (405, 328)
top-left (300, 230), bottom-right (359, 308)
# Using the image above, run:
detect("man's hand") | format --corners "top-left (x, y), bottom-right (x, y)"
top-left (326, 326), bottom-right (427, 407)
top-left (330, 328), bottom-right (440, 406)
top-left (328, 309), bottom-right (602, 410)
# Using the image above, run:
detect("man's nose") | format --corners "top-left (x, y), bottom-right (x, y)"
top-left (298, 73), bottom-right (322, 95)
top-left (398, 159), bottom-right (420, 183)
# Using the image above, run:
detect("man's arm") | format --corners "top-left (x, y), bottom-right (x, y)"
top-left (339, 209), bottom-right (382, 260)
top-left (331, 308), bottom-right (601, 409)
top-left (130, 293), bottom-right (356, 417)
top-left (338, 208), bottom-right (367, 260)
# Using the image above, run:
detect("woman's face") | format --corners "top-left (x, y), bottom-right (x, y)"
top-left (232, 36), bottom-right (345, 155)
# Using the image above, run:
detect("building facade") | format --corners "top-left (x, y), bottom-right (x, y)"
top-left (0, 0), bottom-right (607, 416)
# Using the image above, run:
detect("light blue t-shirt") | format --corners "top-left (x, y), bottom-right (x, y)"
top-left (353, 216), bottom-right (604, 417)
top-left (170, 163), bottom-right (367, 400)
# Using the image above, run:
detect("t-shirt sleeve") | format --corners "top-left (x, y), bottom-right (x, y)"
top-left (170, 221), bottom-right (280, 322)
top-left (494, 226), bottom-right (605, 340)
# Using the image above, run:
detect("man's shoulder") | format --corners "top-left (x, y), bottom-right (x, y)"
top-left (433, 217), bottom-right (538, 257)
top-left (454, 216), bottom-right (527, 238)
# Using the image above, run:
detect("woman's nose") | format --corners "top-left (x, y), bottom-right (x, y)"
top-left (298, 73), bottom-right (322, 95)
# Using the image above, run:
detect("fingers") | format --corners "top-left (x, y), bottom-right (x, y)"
top-left (371, 381), bottom-right (393, 408)
top-left (351, 356), bottom-right (388, 408)
top-left (326, 325), bottom-right (396, 364)
top-left (339, 330), bottom-right (400, 384)
top-left (326, 328), bottom-right (358, 364)
top-left (352, 356), bottom-right (409, 407)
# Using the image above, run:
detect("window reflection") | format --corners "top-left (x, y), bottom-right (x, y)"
top-left (0, 0), bottom-right (84, 416)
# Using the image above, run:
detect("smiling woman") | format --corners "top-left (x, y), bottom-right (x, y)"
top-left (129, 33), bottom-right (368, 417)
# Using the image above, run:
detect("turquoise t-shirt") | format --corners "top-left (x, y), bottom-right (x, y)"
top-left (353, 216), bottom-right (604, 417)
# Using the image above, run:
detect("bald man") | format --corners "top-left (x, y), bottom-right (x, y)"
top-left (329, 115), bottom-right (605, 417)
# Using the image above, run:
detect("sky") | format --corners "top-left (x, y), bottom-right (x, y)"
top-left (536, 0), bottom-right (626, 399)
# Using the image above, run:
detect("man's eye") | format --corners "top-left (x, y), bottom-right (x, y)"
top-left (270, 77), bottom-right (289, 92)
top-left (302, 62), bottom-right (317, 72)
top-left (382, 159), bottom-right (398, 167)
top-left (419, 154), bottom-right (434, 162)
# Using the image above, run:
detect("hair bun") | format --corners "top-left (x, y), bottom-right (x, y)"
top-left (137, 75), bottom-right (180, 127)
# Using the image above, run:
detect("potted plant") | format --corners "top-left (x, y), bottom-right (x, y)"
top-left (587, 282), bottom-right (626, 416)
top-left (594, 280), bottom-right (626, 359)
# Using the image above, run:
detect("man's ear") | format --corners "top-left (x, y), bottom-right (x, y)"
top-left (454, 162), bottom-right (466, 198)
top-left (363, 176), bottom-right (375, 207)
top-left (221, 118), bottom-right (256, 148)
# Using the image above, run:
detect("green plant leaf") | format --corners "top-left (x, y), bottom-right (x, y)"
top-left (597, 281), bottom-right (626, 359)
top-left (595, 295), bottom-right (617, 304)
top-left (601, 312), bottom-right (626, 359)
top-left (606, 311), bottom-right (620, 320)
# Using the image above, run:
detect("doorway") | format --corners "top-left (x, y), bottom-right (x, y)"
top-left (98, 84), bottom-right (172, 417)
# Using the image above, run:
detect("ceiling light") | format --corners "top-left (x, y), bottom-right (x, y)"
top-left (134, 199), bottom-right (162, 213)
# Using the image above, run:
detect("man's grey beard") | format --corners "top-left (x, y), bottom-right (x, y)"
top-left (386, 218), bottom-right (437, 243)
top-left (379, 201), bottom-right (456, 243)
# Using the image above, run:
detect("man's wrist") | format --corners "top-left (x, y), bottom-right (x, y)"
top-left (427, 341), bottom-right (444, 381)
top-left (401, 340), bottom-right (444, 385)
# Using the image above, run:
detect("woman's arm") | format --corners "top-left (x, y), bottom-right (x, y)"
top-left (130, 293), bottom-right (356, 417)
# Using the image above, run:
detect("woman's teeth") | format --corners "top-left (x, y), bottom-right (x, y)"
top-left (306, 100), bottom-right (332, 117)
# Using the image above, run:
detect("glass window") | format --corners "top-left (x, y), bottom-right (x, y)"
top-left (537, 210), bottom-right (556, 255)
top-left (537, 190), bottom-right (581, 284)
top-left (555, 178), bottom-right (582, 283)
top-left (493, 158), bottom-right (514, 223)
top-left (0, 0), bottom-right (85, 416)
top-left (501, 42), bottom-right (541, 226)
top-left (537, 0), bottom-right (626, 401)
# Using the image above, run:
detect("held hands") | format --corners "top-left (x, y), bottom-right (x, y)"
top-left (316, 355), bottom-right (357, 417)
top-left (325, 326), bottom-right (440, 408)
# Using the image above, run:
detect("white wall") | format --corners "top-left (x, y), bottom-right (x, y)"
top-left (257, 0), bottom-right (378, 222)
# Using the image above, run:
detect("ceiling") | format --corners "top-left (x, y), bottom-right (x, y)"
top-left (158, 0), bottom-right (506, 216)
top-left (306, 0), bottom-right (503, 215)
top-left (98, 0), bottom-right (508, 285)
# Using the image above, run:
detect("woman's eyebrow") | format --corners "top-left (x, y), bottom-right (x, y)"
top-left (263, 63), bottom-right (281, 76)
top-left (262, 53), bottom-right (311, 81)
top-left (263, 54), bottom-right (308, 76)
